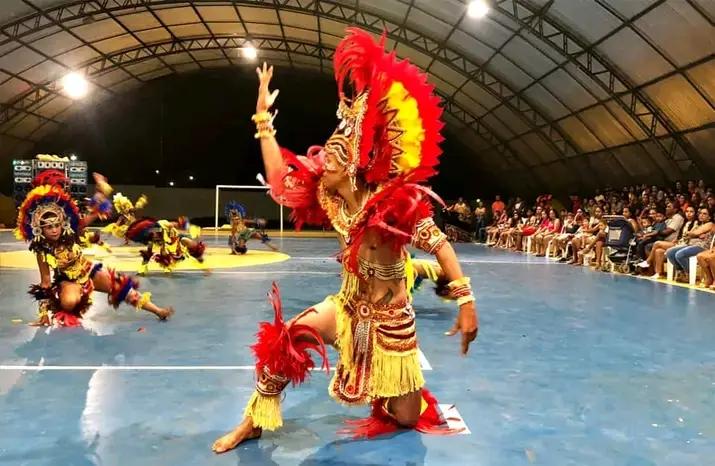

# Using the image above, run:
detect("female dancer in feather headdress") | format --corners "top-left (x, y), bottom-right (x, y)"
top-left (213, 29), bottom-right (478, 453)
top-left (15, 171), bottom-right (174, 327)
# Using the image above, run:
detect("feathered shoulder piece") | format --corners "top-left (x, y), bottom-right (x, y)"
top-left (267, 146), bottom-right (330, 230)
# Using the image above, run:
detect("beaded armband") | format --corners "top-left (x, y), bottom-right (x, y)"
top-left (412, 217), bottom-right (448, 254)
top-left (446, 277), bottom-right (475, 306)
top-left (252, 111), bottom-right (277, 139)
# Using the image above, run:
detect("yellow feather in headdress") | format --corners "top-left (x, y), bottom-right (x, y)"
top-left (383, 82), bottom-right (425, 174)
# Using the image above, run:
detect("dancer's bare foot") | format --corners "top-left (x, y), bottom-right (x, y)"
top-left (156, 307), bottom-right (174, 321)
top-left (212, 418), bottom-right (262, 454)
top-left (29, 310), bottom-right (51, 327)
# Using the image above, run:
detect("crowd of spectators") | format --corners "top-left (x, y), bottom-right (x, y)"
top-left (441, 180), bottom-right (715, 289)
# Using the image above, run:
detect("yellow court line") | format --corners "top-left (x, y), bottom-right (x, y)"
top-left (595, 263), bottom-right (715, 294)
top-left (636, 274), bottom-right (715, 294)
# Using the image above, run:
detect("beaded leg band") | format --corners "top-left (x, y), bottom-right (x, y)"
top-left (243, 367), bottom-right (290, 431)
top-left (243, 283), bottom-right (329, 431)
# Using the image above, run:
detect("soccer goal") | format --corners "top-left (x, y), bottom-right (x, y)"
top-left (213, 184), bottom-right (284, 237)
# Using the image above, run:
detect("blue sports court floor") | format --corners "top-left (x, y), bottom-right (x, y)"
top-left (1, 232), bottom-right (714, 465)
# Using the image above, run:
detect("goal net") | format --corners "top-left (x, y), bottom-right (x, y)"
top-left (213, 184), bottom-right (284, 237)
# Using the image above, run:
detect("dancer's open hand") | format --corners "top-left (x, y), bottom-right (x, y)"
top-left (446, 302), bottom-right (478, 355)
top-left (256, 62), bottom-right (279, 113)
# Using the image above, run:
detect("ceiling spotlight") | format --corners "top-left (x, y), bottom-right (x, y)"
top-left (467, 0), bottom-right (490, 19)
top-left (189, 175), bottom-right (194, 181)
top-left (169, 181), bottom-right (174, 187)
top-left (69, 154), bottom-right (77, 161)
top-left (155, 169), bottom-right (160, 174)
top-left (61, 72), bottom-right (89, 99)
top-left (242, 45), bottom-right (258, 60)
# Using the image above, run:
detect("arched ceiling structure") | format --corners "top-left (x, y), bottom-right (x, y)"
top-left (0, 0), bottom-right (713, 194)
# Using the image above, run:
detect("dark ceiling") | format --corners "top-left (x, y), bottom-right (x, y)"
top-left (0, 1), bottom-right (713, 195)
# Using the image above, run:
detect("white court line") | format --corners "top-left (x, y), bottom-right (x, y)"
top-left (438, 404), bottom-right (471, 435)
top-left (289, 256), bottom-right (338, 261)
top-left (0, 354), bottom-right (433, 371)
top-left (176, 270), bottom-right (336, 275)
top-left (277, 256), bottom-right (557, 265)
top-left (418, 348), bottom-right (432, 371)
top-left (457, 259), bottom-right (560, 265)
top-left (0, 365), bottom-right (256, 371)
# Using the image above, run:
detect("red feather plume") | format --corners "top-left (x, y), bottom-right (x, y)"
top-left (340, 388), bottom-right (462, 438)
top-left (251, 283), bottom-right (329, 386)
top-left (343, 180), bottom-right (444, 273)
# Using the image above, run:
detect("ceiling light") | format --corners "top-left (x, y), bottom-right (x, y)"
top-left (467, 0), bottom-right (490, 19)
top-left (61, 72), bottom-right (89, 99)
top-left (242, 45), bottom-right (258, 60)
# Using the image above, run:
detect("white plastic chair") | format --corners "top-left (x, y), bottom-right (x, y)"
top-left (547, 224), bottom-right (570, 259)
top-left (666, 235), bottom-right (715, 286)
top-left (522, 235), bottom-right (533, 254)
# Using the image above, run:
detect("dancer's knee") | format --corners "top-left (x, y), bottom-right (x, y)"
top-left (59, 290), bottom-right (80, 310)
top-left (388, 391), bottom-right (422, 428)
top-left (389, 402), bottom-right (419, 428)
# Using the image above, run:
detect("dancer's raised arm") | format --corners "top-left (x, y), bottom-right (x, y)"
top-left (253, 62), bottom-right (283, 185)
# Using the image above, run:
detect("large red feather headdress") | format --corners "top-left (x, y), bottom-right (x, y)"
top-left (328, 28), bottom-right (444, 187)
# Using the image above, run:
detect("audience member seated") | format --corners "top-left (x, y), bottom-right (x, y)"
top-left (512, 210), bottom-right (539, 252)
top-left (664, 208), bottom-right (713, 283)
top-left (472, 179), bottom-right (714, 290)
top-left (697, 244), bottom-right (715, 289)
top-left (569, 207), bottom-right (603, 265)
top-left (639, 205), bottom-right (697, 278)
top-left (578, 216), bottom-right (608, 270)
top-left (553, 212), bottom-right (580, 260)
top-left (622, 206), bottom-right (640, 234)
top-left (534, 209), bottom-right (561, 257)
top-left (634, 208), bottom-right (666, 262)
top-left (486, 211), bottom-right (508, 246)
top-left (496, 212), bottom-right (519, 248)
